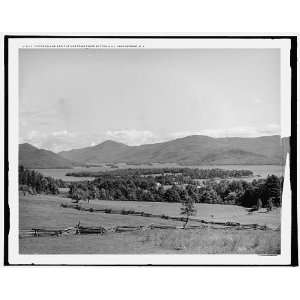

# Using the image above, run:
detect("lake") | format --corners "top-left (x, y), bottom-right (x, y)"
top-left (34, 164), bottom-right (285, 182)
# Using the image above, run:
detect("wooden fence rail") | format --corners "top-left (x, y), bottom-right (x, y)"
top-left (19, 220), bottom-right (275, 239)
top-left (60, 203), bottom-right (273, 230)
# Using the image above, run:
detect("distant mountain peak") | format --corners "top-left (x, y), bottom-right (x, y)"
top-left (20, 142), bottom-right (38, 150)
top-left (175, 135), bottom-right (213, 141)
top-left (91, 140), bottom-right (129, 150)
top-left (100, 140), bottom-right (128, 146)
top-left (58, 135), bottom-right (288, 166)
top-left (19, 142), bottom-right (76, 169)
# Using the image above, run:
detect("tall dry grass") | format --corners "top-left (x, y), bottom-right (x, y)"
top-left (138, 227), bottom-right (280, 254)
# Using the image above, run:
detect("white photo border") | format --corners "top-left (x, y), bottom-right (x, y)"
top-left (4, 35), bottom-right (297, 266)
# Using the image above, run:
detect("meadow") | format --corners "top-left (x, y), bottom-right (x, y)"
top-left (19, 194), bottom-right (281, 254)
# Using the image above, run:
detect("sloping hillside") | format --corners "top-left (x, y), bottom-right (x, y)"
top-left (19, 143), bottom-right (76, 169)
top-left (58, 135), bottom-right (289, 165)
top-left (59, 140), bottom-right (129, 164)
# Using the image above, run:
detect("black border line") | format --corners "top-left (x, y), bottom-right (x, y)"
top-left (4, 35), bottom-right (9, 266)
top-left (290, 37), bottom-right (298, 267)
top-left (3, 35), bottom-right (298, 267)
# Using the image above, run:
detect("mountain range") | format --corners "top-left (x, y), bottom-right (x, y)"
top-left (59, 135), bottom-right (288, 166)
top-left (20, 135), bottom-right (289, 169)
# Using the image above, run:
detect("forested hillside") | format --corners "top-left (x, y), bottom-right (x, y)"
top-left (59, 135), bottom-right (289, 165)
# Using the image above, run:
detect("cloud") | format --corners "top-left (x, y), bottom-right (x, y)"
top-left (21, 129), bottom-right (161, 152)
top-left (20, 124), bottom-right (281, 152)
top-left (20, 129), bottom-right (159, 152)
top-left (254, 97), bottom-right (262, 104)
top-left (105, 130), bottom-right (157, 145)
top-left (20, 130), bottom-right (94, 152)
top-left (170, 124), bottom-right (281, 139)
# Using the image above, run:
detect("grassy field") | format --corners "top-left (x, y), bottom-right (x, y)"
top-left (19, 194), bottom-right (281, 254)
top-left (77, 199), bottom-right (281, 228)
top-left (20, 227), bottom-right (280, 254)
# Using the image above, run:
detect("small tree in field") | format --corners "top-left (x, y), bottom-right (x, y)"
top-left (267, 197), bottom-right (274, 211)
top-left (180, 192), bottom-right (197, 229)
top-left (257, 198), bottom-right (262, 210)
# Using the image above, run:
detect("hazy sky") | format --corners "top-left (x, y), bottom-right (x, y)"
top-left (19, 48), bottom-right (280, 152)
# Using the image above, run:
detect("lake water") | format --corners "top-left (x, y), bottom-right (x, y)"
top-left (35, 164), bottom-right (285, 182)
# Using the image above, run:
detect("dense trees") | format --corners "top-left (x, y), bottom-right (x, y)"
top-left (263, 175), bottom-right (282, 207)
top-left (67, 172), bottom-right (283, 209)
top-left (19, 165), bottom-right (282, 209)
top-left (19, 165), bottom-right (66, 195)
top-left (66, 167), bottom-right (253, 180)
top-left (164, 187), bottom-right (181, 203)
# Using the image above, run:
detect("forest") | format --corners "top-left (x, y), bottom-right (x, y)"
top-left (66, 167), bottom-right (253, 179)
top-left (68, 173), bottom-right (283, 209)
top-left (19, 166), bottom-right (66, 195)
top-left (19, 165), bottom-right (283, 209)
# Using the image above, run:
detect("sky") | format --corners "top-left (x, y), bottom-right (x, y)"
top-left (19, 48), bottom-right (280, 152)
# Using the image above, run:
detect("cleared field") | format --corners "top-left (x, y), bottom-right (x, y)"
top-left (67, 199), bottom-right (281, 228)
top-left (20, 195), bottom-right (179, 230)
top-left (19, 194), bottom-right (281, 254)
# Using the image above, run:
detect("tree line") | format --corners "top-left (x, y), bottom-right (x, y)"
top-left (68, 173), bottom-right (283, 208)
top-left (19, 165), bottom-right (283, 209)
top-left (19, 165), bottom-right (66, 195)
top-left (66, 167), bottom-right (253, 179)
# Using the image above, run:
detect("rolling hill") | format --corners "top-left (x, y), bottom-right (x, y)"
top-left (59, 135), bottom-right (289, 166)
top-left (59, 140), bottom-right (130, 165)
top-left (19, 143), bottom-right (76, 169)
